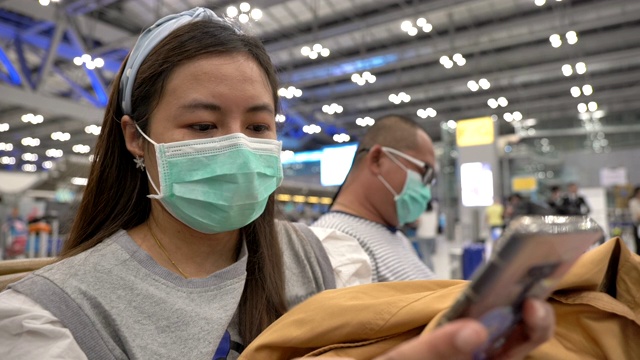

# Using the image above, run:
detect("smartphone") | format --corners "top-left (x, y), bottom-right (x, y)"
top-left (437, 215), bottom-right (604, 358)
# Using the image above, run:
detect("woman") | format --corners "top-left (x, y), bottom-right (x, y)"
top-left (0, 8), bottom-right (552, 359)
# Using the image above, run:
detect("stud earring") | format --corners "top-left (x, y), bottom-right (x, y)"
top-left (134, 156), bottom-right (145, 170)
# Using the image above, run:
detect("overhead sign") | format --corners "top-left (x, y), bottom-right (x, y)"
top-left (456, 117), bottom-right (495, 147)
top-left (511, 176), bottom-right (538, 192)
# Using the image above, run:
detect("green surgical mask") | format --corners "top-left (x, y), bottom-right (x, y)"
top-left (378, 148), bottom-right (432, 226)
top-left (137, 125), bottom-right (283, 234)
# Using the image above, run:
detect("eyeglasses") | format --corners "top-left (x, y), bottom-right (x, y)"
top-left (381, 146), bottom-right (437, 186)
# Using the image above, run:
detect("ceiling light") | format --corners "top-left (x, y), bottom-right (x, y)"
top-left (562, 64), bottom-right (573, 76)
top-left (333, 133), bottom-right (350, 143)
top-left (534, 0), bottom-right (546, 6)
top-left (72, 144), bottom-right (91, 154)
top-left (22, 164), bottom-right (37, 172)
top-left (570, 86), bottom-right (581, 97)
top-left (46, 149), bottom-right (63, 158)
top-left (238, 13), bottom-right (249, 23)
top-left (401, 20), bottom-right (413, 32)
top-left (42, 161), bottom-right (53, 170)
top-left (51, 131), bottom-right (71, 141)
top-left (447, 120), bottom-right (457, 129)
top-left (549, 34), bottom-right (562, 48)
top-left (239, 2), bottom-right (251, 12)
top-left (422, 24), bottom-right (433, 32)
top-left (303, 44), bottom-right (329, 60)
top-left (417, 108), bottom-right (437, 118)
top-left (467, 80), bottom-right (479, 92)
top-left (439, 56), bottom-right (450, 65)
top-left (0, 156), bottom-right (16, 165)
top-left (84, 124), bottom-right (101, 135)
top-left (408, 27), bottom-right (418, 36)
top-left (278, 86), bottom-right (302, 98)
top-left (582, 84), bottom-right (593, 96)
top-left (302, 124), bottom-right (321, 134)
top-left (443, 61), bottom-right (453, 69)
top-left (478, 78), bottom-right (490, 90)
top-left (0, 142), bottom-right (13, 151)
top-left (21, 137), bottom-right (40, 147)
top-left (575, 62), bottom-right (587, 74)
top-left (577, 103), bottom-right (587, 113)
top-left (250, 8), bottom-right (262, 20)
top-left (588, 101), bottom-right (598, 112)
top-left (497, 97), bottom-right (509, 107)
top-left (0, 123), bottom-right (9, 132)
top-left (73, 57), bottom-right (83, 66)
top-left (487, 98), bottom-right (498, 109)
top-left (512, 111), bottom-right (523, 121)
top-left (503, 112), bottom-right (514, 122)
top-left (93, 58), bottom-right (104, 68)
top-left (566, 31), bottom-right (578, 45)
top-left (452, 53), bottom-right (463, 62)
top-left (416, 18), bottom-right (427, 27)
top-left (22, 153), bottom-right (38, 161)
top-left (322, 103), bottom-right (343, 115)
top-left (356, 117), bottom-right (375, 127)
top-left (227, 6), bottom-right (239, 17)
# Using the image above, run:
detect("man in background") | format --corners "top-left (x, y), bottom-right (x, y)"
top-left (547, 186), bottom-right (565, 215)
top-left (313, 115), bottom-right (436, 281)
top-left (560, 183), bottom-right (590, 215)
top-left (485, 197), bottom-right (504, 240)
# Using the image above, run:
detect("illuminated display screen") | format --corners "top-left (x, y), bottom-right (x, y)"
top-left (461, 162), bottom-right (494, 207)
top-left (320, 143), bottom-right (358, 187)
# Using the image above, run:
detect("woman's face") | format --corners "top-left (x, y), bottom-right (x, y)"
top-left (145, 53), bottom-right (276, 145)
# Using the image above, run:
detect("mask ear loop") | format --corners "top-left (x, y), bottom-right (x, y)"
top-left (134, 123), bottom-right (163, 199)
top-left (377, 174), bottom-right (400, 200)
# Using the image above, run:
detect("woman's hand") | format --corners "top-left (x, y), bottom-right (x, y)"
top-left (299, 298), bottom-right (554, 360)
top-left (374, 299), bottom-right (554, 360)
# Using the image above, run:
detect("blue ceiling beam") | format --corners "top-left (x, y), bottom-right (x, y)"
top-left (0, 22), bottom-right (123, 74)
top-left (0, 45), bottom-right (22, 86)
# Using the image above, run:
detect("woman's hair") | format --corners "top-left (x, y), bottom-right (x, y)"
top-left (61, 20), bottom-right (286, 345)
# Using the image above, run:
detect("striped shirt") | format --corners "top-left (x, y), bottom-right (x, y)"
top-left (313, 212), bottom-right (436, 282)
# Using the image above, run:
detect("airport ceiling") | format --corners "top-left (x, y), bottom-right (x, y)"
top-left (1, 0), bottom-right (639, 175)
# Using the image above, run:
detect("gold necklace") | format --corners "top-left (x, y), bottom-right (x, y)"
top-left (147, 221), bottom-right (190, 278)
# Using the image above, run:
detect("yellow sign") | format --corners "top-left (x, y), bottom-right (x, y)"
top-left (455, 117), bottom-right (495, 147)
top-left (512, 177), bottom-right (538, 192)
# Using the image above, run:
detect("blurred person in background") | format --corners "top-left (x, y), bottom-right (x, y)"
top-left (560, 183), bottom-right (590, 216)
top-left (547, 186), bottom-right (565, 215)
top-left (485, 197), bottom-right (505, 240)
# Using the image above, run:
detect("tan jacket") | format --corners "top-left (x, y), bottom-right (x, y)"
top-left (241, 238), bottom-right (639, 359)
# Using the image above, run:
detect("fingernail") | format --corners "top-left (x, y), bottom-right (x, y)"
top-left (455, 325), bottom-right (485, 353)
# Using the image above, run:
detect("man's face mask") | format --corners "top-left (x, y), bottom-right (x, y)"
top-left (136, 124), bottom-right (283, 234)
top-left (377, 147), bottom-right (434, 226)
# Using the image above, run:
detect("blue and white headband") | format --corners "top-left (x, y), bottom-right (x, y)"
top-left (119, 7), bottom-right (241, 115)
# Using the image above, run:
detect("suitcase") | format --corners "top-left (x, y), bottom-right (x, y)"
top-left (462, 243), bottom-right (485, 280)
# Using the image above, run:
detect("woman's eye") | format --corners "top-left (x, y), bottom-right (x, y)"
top-left (248, 124), bottom-right (270, 133)
top-left (191, 123), bottom-right (216, 132)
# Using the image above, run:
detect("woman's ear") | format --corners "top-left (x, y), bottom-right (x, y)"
top-left (366, 145), bottom-right (384, 176)
top-left (121, 115), bottom-right (144, 158)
